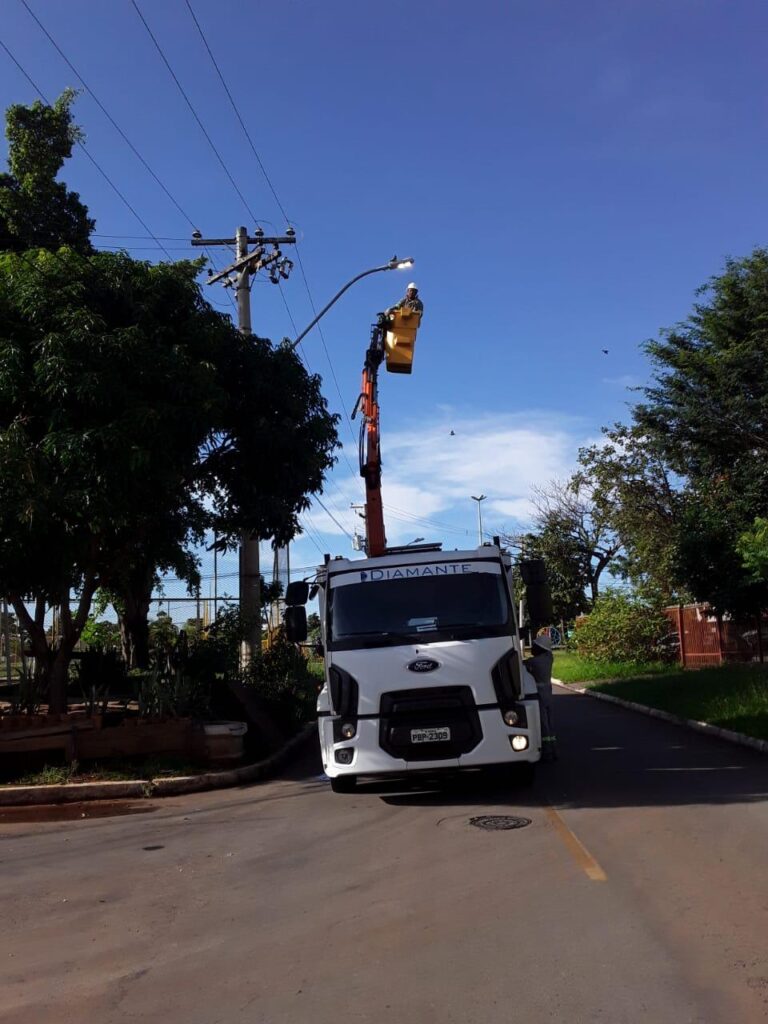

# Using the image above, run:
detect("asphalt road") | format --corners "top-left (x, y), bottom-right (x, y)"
top-left (2, 685), bottom-right (768, 1024)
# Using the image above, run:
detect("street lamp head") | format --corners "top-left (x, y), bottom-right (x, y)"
top-left (389, 256), bottom-right (415, 270)
top-left (471, 494), bottom-right (487, 502)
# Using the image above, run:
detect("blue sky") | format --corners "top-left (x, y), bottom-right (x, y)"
top-left (2, 0), bottom-right (767, 593)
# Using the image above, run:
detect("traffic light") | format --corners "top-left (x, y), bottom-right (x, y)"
top-left (384, 308), bottom-right (421, 374)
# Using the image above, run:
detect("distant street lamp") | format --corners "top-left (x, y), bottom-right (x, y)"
top-left (289, 256), bottom-right (414, 350)
top-left (471, 495), bottom-right (487, 546)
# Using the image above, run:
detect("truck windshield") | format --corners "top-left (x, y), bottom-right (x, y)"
top-left (329, 570), bottom-right (511, 649)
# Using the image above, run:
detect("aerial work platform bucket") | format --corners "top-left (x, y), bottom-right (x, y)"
top-left (384, 307), bottom-right (421, 374)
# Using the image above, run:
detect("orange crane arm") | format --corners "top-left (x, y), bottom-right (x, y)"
top-left (355, 316), bottom-right (387, 557)
top-left (351, 308), bottom-right (421, 557)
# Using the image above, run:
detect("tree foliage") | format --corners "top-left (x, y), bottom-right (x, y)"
top-left (574, 251), bottom-right (768, 617)
top-left (737, 518), bottom-right (768, 585)
top-left (628, 250), bottom-right (768, 613)
top-left (0, 248), bottom-right (338, 708)
top-left (579, 425), bottom-right (685, 605)
top-left (0, 90), bottom-right (93, 253)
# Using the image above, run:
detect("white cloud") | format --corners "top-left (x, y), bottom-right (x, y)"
top-left (301, 408), bottom-right (591, 551)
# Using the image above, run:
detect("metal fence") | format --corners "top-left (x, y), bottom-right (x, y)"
top-left (0, 538), bottom-right (310, 684)
top-left (664, 604), bottom-right (767, 667)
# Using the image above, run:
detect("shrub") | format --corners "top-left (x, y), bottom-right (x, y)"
top-left (246, 629), bottom-right (318, 729)
top-left (575, 590), bottom-right (671, 663)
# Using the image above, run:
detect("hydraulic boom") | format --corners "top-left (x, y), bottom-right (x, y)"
top-left (352, 308), bottom-right (421, 556)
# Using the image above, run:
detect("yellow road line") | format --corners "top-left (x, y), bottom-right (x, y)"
top-left (545, 807), bottom-right (607, 882)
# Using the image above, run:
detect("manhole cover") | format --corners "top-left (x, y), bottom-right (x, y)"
top-left (469, 815), bottom-right (531, 831)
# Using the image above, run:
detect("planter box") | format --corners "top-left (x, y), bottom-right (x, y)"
top-left (76, 718), bottom-right (196, 760)
top-left (202, 721), bottom-right (247, 765)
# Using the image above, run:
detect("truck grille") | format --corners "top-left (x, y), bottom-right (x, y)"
top-left (378, 686), bottom-right (482, 761)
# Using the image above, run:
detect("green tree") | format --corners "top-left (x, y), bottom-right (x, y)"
top-left (0, 248), bottom-right (338, 709)
top-left (0, 90), bottom-right (339, 710)
top-left (579, 425), bottom-right (685, 605)
top-left (529, 476), bottom-right (621, 612)
top-left (307, 612), bottom-right (321, 643)
top-left (0, 90), bottom-right (93, 254)
top-left (630, 249), bottom-right (768, 612)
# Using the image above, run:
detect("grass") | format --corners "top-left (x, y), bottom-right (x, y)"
top-left (589, 664), bottom-right (768, 742)
top-left (8, 756), bottom-right (202, 787)
top-left (553, 649), bottom-right (678, 683)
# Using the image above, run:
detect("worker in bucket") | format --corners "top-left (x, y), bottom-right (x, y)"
top-left (525, 634), bottom-right (557, 761)
top-left (389, 282), bottom-right (424, 317)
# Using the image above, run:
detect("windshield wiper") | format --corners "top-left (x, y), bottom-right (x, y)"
top-left (338, 630), bottom-right (417, 646)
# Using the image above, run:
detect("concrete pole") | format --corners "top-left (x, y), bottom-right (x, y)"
top-left (234, 226), bottom-right (261, 669)
top-left (2, 598), bottom-right (12, 685)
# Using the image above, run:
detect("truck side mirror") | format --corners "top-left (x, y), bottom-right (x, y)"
top-left (285, 581), bottom-right (309, 606)
top-left (520, 558), bottom-right (553, 632)
top-left (526, 583), bottom-right (553, 633)
top-left (284, 606), bottom-right (308, 643)
top-left (520, 558), bottom-right (547, 586)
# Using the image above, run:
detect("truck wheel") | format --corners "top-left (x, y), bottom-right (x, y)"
top-left (330, 775), bottom-right (357, 793)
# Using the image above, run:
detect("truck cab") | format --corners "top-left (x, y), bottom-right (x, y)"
top-left (310, 543), bottom-right (541, 792)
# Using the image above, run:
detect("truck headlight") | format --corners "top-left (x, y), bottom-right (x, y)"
top-left (510, 735), bottom-right (529, 752)
top-left (341, 722), bottom-right (356, 739)
top-left (503, 709), bottom-right (519, 726)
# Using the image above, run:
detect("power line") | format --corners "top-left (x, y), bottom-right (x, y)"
top-left (92, 233), bottom-right (192, 241)
top-left (0, 35), bottom-right (172, 259)
top-left (298, 518), bottom-right (326, 558)
top-left (181, 2), bottom-right (360, 476)
top-left (183, 0), bottom-right (286, 219)
top-left (19, 0), bottom-right (199, 232)
top-left (131, 0), bottom-right (257, 223)
top-left (314, 496), bottom-right (354, 541)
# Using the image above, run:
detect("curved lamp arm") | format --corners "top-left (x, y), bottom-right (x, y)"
top-left (288, 257), bottom-right (414, 351)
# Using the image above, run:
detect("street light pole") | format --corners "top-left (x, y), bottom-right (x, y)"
top-left (289, 257), bottom-right (414, 350)
top-left (471, 494), bottom-right (487, 546)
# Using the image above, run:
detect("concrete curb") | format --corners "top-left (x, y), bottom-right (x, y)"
top-left (553, 679), bottom-right (768, 756)
top-left (0, 722), bottom-right (317, 806)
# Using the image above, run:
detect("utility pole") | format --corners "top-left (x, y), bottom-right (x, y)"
top-left (1, 598), bottom-right (12, 686)
top-left (192, 225), bottom-right (297, 668)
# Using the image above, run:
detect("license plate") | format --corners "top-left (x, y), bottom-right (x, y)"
top-left (410, 727), bottom-right (451, 743)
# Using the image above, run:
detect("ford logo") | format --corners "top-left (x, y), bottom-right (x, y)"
top-left (408, 658), bottom-right (439, 673)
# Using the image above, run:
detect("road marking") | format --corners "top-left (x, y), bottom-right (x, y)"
top-left (545, 807), bottom-right (607, 882)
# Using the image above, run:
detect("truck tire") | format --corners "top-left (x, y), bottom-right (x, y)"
top-left (330, 775), bottom-right (357, 793)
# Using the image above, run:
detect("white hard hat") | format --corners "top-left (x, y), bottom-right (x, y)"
top-left (532, 634), bottom-right (552, 651)
top-left (407, 282), bottom-right (418, 290)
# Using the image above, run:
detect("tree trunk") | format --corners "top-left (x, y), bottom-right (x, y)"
top-left (48, 647), bottom-right (73, 715)
top-left (10, 574), bottom-right (96, 715)
top-left (119, 572), bottom-right (153, 670)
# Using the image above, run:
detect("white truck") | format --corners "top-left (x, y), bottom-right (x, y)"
top-left (285, 542), bottom-right (548, 792)
top-left (283, 298), bottom-right (553, 791)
